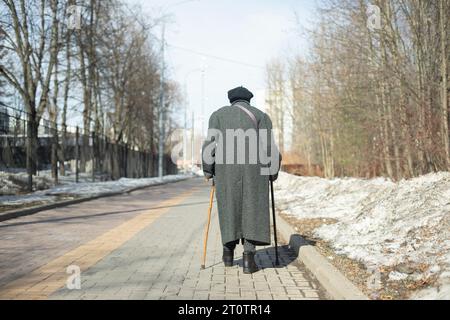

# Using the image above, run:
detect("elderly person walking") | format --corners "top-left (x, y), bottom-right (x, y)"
top-left (202, 86), bottom-right (281, 274)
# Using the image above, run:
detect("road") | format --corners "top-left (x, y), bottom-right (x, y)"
top-left (0, 178), bottom-right (327, 300)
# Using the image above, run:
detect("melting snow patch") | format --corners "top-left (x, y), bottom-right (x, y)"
top-left (389, 271), bottom-right (408, 281)
top-left (0, 173), bottom-right (190, 207)
top-left (274, 171), bottom-right (450, 299)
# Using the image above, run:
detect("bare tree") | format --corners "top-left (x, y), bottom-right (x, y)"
top-left (266, 59), bottom-right (286, 154)
top-left (279, 0), bottom-right (449, 179)
top-left (0, 0), bottom-right (61, 190)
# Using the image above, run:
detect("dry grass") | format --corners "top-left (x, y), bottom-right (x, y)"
top-left (280, 212), bottom-right (439, 300)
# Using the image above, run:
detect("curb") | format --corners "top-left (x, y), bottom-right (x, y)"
top-left (0, 177), bottom-right (192, 223)
top-left (276, 213), bottom-right (369, 300)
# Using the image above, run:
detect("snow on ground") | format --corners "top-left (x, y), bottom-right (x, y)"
top-left (274, 171), bottom-right (450, 299)
top-left (43, 174), bottom-right (189, 197)
top-left (0, 169), bottom-right (108, 196)
top-left (0, 170), bottom-right (192, 207)
top-left (1, 170), bottom-right (52, 195)
top-left (191, 166), bottom-right (204, 177)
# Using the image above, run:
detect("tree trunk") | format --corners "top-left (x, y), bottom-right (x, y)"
top-left (440, 0), bottom-right (449, 169)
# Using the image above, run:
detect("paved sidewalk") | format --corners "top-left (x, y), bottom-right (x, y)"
top-left (0, 178), bottom-right (327, 300)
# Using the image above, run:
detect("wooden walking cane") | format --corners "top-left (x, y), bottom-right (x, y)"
top-left (201, 179), bottom-right (215, 269)
top-left (270, 179), bottom-right (280, 266)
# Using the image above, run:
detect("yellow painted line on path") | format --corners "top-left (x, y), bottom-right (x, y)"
top-left (0, 188), bottom-right (197, 300)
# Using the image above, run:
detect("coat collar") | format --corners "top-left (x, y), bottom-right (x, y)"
top-left (231, 100), bottom-right (250, 107)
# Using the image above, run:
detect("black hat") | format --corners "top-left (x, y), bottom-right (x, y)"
top-left (228, 86), bottom-right (254, 103)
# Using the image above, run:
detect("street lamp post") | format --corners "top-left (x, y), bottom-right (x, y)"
top-left (200, 60), bottom-right (207, 137)
top-left (191, 111), bottom-right (195, 169)
top-left (158, 23), bottom-right (166, 178)
top-left (184, 68), bottom-right (202, 173)
top-left (157, 0), bottom-right (199, 178)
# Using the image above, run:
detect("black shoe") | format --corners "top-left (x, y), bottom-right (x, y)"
top-left (222, 249), bottom-right (234, 267)
top-left (243, 252), bottom-right (259, 274)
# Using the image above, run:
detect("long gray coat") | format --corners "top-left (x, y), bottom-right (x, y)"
top-left (202, 100), bottom-right (280, 246)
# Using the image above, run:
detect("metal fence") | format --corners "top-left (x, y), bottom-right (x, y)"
top-left (0, 104), bottom-right (177, 191)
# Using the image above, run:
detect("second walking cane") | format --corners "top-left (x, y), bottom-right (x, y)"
top-left (201, 179), bottom-right (215, 269)
top-left (270, 179), bottom-right (280, 266)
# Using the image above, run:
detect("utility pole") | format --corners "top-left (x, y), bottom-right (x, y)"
top-left (201, 65), bottom-right (206, 137)
top-left (183, 93), bottom-right (188, 174)
top-left (191, 111), bottom-right (195, 168)
top-left (184, 68), bottom-right (202, 173)
top-left (158, 23), bottom-right (166, 178)
top-left (156, 0), bottom-right (199, 177)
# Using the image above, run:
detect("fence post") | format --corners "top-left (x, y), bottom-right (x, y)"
top-left (109, 137), bottom-right (114, 180)
top-left (22, 119), bottom-right (27, 178)
top-left (75, 126), bottom-right (79, 183)
top-left (52, 124), bottom-right (59, 185)
top-left (124, 143), bottom-right (128, 178)
top-left (26, 115), bottom-right (33, 192)
top-left (60, 124), bottom-right (66, 176)
top-left (92, 130), bottom-right (95, 182)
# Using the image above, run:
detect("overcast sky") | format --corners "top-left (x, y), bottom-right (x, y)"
top-left (126, 0), bottom-right (317, 134)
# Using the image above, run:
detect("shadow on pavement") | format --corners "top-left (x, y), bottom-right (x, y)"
top-left (230, 234), bottom-right (317, 272)
top-left (0, 200), bottom-right (214, 229)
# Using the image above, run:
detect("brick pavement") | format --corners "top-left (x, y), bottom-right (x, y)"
top-left (0, 178), bottom-right (328, 300)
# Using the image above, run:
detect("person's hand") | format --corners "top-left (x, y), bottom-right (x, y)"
top-left (204, 172), bottom-right (213, 181)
